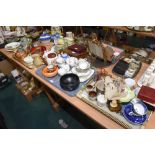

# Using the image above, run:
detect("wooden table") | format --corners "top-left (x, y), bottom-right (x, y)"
top-left (104, 26), bottom-right (155, 38)
top-left (1, 48), bottom-right (155, 129)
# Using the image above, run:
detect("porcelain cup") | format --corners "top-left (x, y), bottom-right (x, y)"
top-left (77, 60), bottom-right (90, 72)
top-left (24, 55), bottom-right (33, 64)
top-left (67, 57), bottom-right (78, 67)
top-left (132, 103), bottom-right (147, 116)
top-left (62, 64), bottom-right (70, 72)
top-left (58, 68), bottom-right (67, 76)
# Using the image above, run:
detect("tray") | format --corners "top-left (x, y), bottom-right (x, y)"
top-left (12, 54), bottom-right (44, 69)
top-left (36, 65), bottom-right (95, 97)
top-left (76, 79), bottom-right (151, 129)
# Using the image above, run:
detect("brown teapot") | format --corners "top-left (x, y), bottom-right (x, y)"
top-left (15, 47), bottom-right (28, 60)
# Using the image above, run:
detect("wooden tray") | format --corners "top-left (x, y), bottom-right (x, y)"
top-left (12, 54), bottom-right (44, 69)
top-left (76, 79), bottom-right (150, 129)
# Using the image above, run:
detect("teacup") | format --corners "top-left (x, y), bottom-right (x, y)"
top-left (66, 57), bottom-right (78, 67)
top-left (131, 98), bottom-right (148, 116)
top-left (24, 55), bottom-right (33, 65)
top-left (62, 64), bottom-right (70, 72)
top-left (77, 60), bottom-right (90, 72)
top-left (132, 103), bottom-right (147, 116)
top-left (58, 68), bottom-right (67, 76)
top-left (47, 64), bottom-right (55, 72)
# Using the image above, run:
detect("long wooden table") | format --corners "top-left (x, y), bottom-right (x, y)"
top-left (104, 26), bottom-right (155, 38)
top-left (1, 48), bottom-right (155, 129)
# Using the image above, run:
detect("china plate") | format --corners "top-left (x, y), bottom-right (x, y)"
top-left (5, 42), bottom-right (20, 50)
top-left (122, 103), bottom-right (147, 125)
top-left (71, 67), bottom-right (91, 77)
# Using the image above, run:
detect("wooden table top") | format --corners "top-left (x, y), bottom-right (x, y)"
top-left (104, 26), bottom-right (155, 38)
top-left (1, 48), bottom-right (155, 129)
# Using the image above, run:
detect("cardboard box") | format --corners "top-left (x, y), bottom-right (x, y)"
top-left (0, 59), bottom-right (14, 75)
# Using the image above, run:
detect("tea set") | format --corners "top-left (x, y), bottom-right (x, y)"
top-left (56, 55), bottom-right (94, 82)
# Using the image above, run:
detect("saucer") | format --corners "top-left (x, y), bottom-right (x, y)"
top-left (122, 103), bottom-right (147, 125)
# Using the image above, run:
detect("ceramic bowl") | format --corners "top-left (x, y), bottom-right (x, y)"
top-left (60, 73), bottom-right (80, 91)
top-left (89, 91), bottom-right (97, 101)
top-left (86, 85), bottom-right (94, 93)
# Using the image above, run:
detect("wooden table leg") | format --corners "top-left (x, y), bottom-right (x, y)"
top-left (44, 88), bottom-right (60, 111)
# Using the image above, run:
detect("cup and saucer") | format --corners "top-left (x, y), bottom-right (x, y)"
top-left (122, 98), bottom-right (148, 125)
top-left (71, 59), bottom-right (94, 82)
top-left (72, 59), bottom-right (91, 76)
